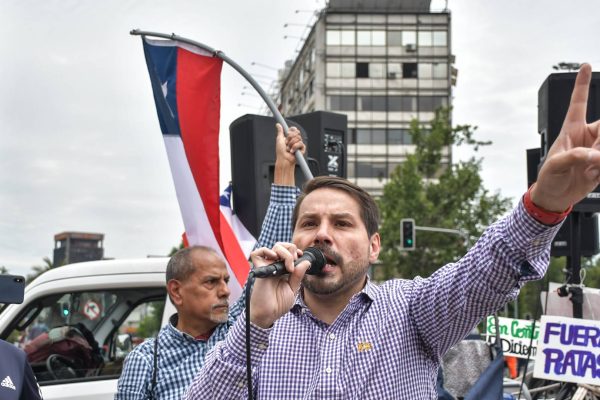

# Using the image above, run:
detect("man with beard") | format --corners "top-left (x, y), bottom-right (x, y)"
top-left (115, 124), bottom-right (305, 400)
top-left (185, 64), bottom-right (600, 399)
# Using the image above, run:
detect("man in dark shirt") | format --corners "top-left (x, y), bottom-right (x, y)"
top-left (0, 339), bottom-right (43, 400)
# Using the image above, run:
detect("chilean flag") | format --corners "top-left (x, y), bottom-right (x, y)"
top-left (142, 37), bottom-right (254, 300)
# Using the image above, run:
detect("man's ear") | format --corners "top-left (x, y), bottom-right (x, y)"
top-left (368, 232), bottom-right (381, 264)
top-left (167, 279), bottom-right (183, 306)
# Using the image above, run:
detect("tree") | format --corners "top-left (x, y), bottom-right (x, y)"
top-left (0, 266), bottom-right (8, 274)
top-left (168, 240), bottom-right (185, 257)
top-left (378, 108), bottom-right (512, 280)
top-left (26, 256), bottom-right (54, 284)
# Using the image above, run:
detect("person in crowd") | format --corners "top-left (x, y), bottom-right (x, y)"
top-left (115, 124), bottom-right (304, 399)
top-left (185, 64), bottom-right (600, 399)
top-left (0, 339), bottom-right (43, 400)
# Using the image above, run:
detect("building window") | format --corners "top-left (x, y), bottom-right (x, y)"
top-left (388, 96), bottom-right (417, 112)
top-left (418, 31), bottom-right (433, 47)
top-left (354, 129), bottom-right (387, 144)
top-left (346, 129), bottom-right (356, 144)
top-left (403, 63), bottom-right (418, 78)
top-left (418, 96), bottom-right (448, 111)
top-left (357, 31), bottom-right (371, 46)
top-left (327, 62), bottom-right (355, 77)
top-left (418, 63), bottom-right (433, 79)
top-left (360, 96), bottom-right (386, 111)
top-left (371, 129), bottom-right (386, 144)
top-left (371, 31), bottom-right (386, 46)
top-left (341, 30), bottom-right (355, 45)
top-left (433, 31), bottom-right (447, 46)
top-left (327, 30), bottom-right (355, 45)
top-left (387, 31), bottom-right (402, 46)
top-left (387, 63), bottom-right (401, 79)
top-left (433, 63), bottom-right (447, 78)
top-left (347, 161), bottom-right (356, 177)
top-left (356, 62), bottom-right (369, 78)
top-left (388, 129), bottom-right (413, 144)
top-left (328, 95), bottom-right (355, 111)
top-left (341, 63), bottom-right (355, 77)
top-left (326, 30), bottom-right (341, 45)
top-left (356, 162), bottom-right (387, 179)
top-left (402, 31), bottom-right (416, 46)
top-left (370, 63), bottom-right (386, 78)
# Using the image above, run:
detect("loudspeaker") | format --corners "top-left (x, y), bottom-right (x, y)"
top-left (526, 148), bottom-right (541, 188)
top-left (551, 213), bottom-right (600, 257)
top-left (229, 112), bottom-right (347, 238)
top-left (538, 72), bottom-right (600, 212)
top-left (288, 111), bottom-right (347, 178)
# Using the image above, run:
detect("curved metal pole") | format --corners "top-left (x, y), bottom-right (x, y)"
top-left (130, 29), bottom-right (313, 180)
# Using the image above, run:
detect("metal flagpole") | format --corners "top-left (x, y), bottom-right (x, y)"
top-left (130, 29), bottom-right (314, 181)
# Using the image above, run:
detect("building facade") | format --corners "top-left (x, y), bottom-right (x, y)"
top-left (53, 231), bottom-right (104, 266)
top-left (278, 0), bottom-right (454, 196)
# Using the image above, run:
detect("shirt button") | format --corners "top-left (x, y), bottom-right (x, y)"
top-left (329, 333), bottom-right (336, 340)
top-left (325, 367), bottom-right (332, 374)
top-left (237, 381), bottom-right (245, 388)
top-left (533, 239), bottom-right (541, 246)
top-left (258, 343), bottom-right (267, 350)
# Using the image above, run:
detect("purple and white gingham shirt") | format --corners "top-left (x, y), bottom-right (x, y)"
top-left (185, 201), bottom-right (562, 399)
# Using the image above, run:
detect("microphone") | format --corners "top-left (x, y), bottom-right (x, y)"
top-left (252, 247), bottom-right (326, 278)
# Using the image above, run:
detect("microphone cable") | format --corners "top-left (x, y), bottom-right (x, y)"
top-left (245, 271), bottom-right (256, 400)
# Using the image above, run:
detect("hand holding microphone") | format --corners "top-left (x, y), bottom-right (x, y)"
top-left (252, 247), bottom-right (325, 278)
top-left (249, 243), bottom-right (323, 328)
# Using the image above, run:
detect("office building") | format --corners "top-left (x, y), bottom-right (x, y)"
top-left (278, 0), bottom-right (454, 196)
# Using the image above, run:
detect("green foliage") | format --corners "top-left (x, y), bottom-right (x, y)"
top-left (0, 266), bottom-right (8, 274)
top-left (137, 301), bottom-right (165, 338)
top-left (26, 257), bottom-right (54, 284)
top-left (168, 240), bottom-right (185, 257)
top-left (378, 108), bottom-right (512, 280)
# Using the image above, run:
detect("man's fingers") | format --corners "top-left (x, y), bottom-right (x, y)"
top-left (275, 123), bottom-right (284, 138)
top-left (544, 147), bottom-right (600, 174)
top-left (287, 259), bottom-right (310, 292)
top-left (564, 63), bottom-right (592, 124)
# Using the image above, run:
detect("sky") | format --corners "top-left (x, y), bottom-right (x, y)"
top-left (1, 0), bottom-right (599, 277)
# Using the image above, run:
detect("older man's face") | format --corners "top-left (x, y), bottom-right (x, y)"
top-left (174, 251), bottom-right (231, 327)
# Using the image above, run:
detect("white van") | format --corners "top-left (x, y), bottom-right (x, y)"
top-left (0, 258), bottom-right (175, 400)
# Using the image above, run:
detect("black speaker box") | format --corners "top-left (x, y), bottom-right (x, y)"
top-left (229, 111), bottom-right (347, 238)
top-left (551, 213), bottom-right (600, 257)
top-left (538, 72), bottom-right (600, 212)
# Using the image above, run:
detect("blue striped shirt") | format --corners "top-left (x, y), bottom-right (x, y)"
top-left (185, 201), bottom-right (562, 399)
top-left (115, 184), bottom-right (299, 400)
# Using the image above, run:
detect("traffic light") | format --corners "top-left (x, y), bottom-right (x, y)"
top-left (400, 219), bottom-right (415, 250)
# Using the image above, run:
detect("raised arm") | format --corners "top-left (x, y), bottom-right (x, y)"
top-left (409, 64), bottom-right (600, 360)
top-left (255, 124), bottom-right (304, 249)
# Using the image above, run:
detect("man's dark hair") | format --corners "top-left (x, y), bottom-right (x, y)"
top-left (291, 176), bottom-right (380, 237)
top-left (166, 245), bottom-right (218, 282)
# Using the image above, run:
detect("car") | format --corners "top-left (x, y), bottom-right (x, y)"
top-left (0, 258), bottom-right (175, 400)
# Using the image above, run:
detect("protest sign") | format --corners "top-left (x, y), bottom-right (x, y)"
top-left (485, 316), bottom-right (539, 359)
top-left (533, 315), bottom-right (600, 385)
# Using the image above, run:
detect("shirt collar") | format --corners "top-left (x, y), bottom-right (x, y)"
top-left (292, 276), bottom-right (379, 313)
top-left (166, 313), bottom-right (212, 342)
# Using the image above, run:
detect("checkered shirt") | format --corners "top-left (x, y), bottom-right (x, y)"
top-left (185, 201), bottom-right (562, 400)
top-left (115, 184), bottom-right (299, 400)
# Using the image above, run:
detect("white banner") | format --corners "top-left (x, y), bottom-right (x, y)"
top-left (533, 315), bottom-right (600, 386)
top-left (485, 316), bottom-right (539, 359)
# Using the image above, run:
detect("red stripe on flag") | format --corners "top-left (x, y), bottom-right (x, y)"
top-left (219, 212), bottom-right (250, 285)
top-left (176, 47), bottom-right (224, 250)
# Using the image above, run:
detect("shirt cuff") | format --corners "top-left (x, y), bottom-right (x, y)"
top-left (224, 313), bottom-right (271, 366)
top-left (270, 184), bottom-right (301, 203)
top-left (503, 200), bottom-right (563, 281)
